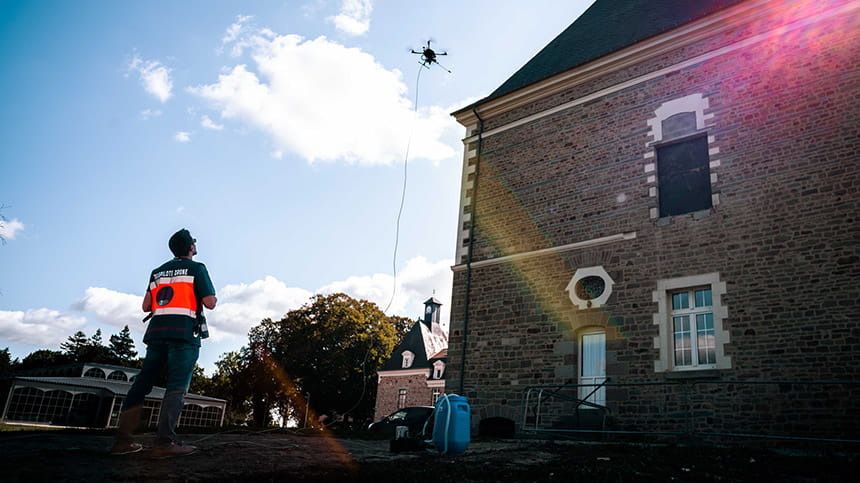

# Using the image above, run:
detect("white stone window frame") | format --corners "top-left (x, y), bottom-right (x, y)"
top-left (644, 93), bottom-right (722, 219)
top-left (401, 350), bottom-right (415, 369)
top-left (653, 272), bottom-right (731, 373)
top-left (565, 266), bottom-right (615, 310)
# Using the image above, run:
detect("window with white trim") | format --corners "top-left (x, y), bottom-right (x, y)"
top-left (653, 273), bottom-right (731, 373)
top-left (565, 266), bottom-right (614, 310)
top-left (432, 360), bottom-right (445, 379)
top-left (669, 287), bottom-right (716, 368)
top-left (397, 388), bottom-right (407, 409)
top-left (401, 350), bottom-right (414, 368)
top-left (645, 93), bottom-right (720, 220)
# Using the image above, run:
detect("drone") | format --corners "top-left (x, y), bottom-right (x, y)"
top-left (411, 40), bottom-right (451, 73)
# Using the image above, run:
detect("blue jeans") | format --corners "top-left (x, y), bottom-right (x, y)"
top-left (119, 341), bottom-right (199, 444)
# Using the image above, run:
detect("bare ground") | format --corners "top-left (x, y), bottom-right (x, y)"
top-left (0, 429), bottom-right (856, 482)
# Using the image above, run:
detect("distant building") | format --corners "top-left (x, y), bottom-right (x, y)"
top-left (0, 362), bottom-right (226, 429)
top-left (448, 0), bottom-right (860, 440)
top-left (374, 298), bottom-right (448, 419)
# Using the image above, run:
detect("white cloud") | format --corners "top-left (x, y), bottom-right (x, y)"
top-left (72, 287), bottom-right (145, 330)
top-left (319, 256), bottom-right (453, 325)
top-left (0, 218), bottom-right (24, 240)
top-left (220, 14), bottom-right (260, 57)
top-left (174, 131), bottom-right (191, 142)
top-left (210, 257), bottom-right (452, 339)
top-left (139, 108), bottom-right (162, 120)
top-left (127, 54), bottom-right (173, 103)
top-left (208, 276), bottom-right (312, 339)
top-left (4, 256), bottom-right (452, 349)
top-left (200, 115), bottom-right (224, 130)
top-left (189, 31), bottom-right (459, 166)
top-left (328, 0), bottom-right (373, 36)
top-left (0, 309), bottom-right (86, 347)
top-left (222, 14), bottom-right (254, 45)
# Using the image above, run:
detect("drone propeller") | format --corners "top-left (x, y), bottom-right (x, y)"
top-left (410, 39), bottom-right (451, 73)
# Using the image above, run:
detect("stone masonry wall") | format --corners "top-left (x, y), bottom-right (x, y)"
top-left (374, 373), bottom-right (437, 420)
top-left (448, 5), bottom-right (860, 440)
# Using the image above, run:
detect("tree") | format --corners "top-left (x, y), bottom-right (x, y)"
top-left (60, 329), bottom-right (113, 363)
top-left (209, 351), bottom-right (253, 425)
top-left (109, 326), bottom-right (138, 362)
top-left (90, 329), bottom-right (103, 346)
top-left (60, 331), bottom-right (90, 359)
top-left (18, 349), bottom-right (73, 371)
top-left (248, 293), bottom-right (411, 427)
top-left (188, 364), bottom-right (212, 395)
top-left (0, 347), bottom-right (18, 375)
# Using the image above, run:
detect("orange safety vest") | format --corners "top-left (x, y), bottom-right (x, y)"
top-left (149, 275), bottom-right (198, 318)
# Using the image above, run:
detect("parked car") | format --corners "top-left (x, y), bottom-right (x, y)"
top-left (368, 406), bottom-right (435, 436)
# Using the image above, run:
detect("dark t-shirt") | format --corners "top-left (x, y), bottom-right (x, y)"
top-left (144, 258), bottom-right (216, 345)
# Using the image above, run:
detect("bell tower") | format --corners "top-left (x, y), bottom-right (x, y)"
top-left (423, 297), bottom-right (442, 327)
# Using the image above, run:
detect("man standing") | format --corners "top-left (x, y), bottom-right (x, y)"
top-left (111, 228), bottom-right (217, 456)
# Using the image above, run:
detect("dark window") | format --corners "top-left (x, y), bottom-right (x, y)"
top-left (397, 388), bottom-right (407, 409)
top-left (107, 370), bottom-right (128, 382)
top-left (83, 368), bottom-right (106, 379)
top-left (574, 276), bottom-right (606, 300)
top-left (657, 135), bottom-right (712, 217)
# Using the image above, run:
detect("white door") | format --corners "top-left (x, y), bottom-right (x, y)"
top-left (579, 330), bottom-right (606, 407)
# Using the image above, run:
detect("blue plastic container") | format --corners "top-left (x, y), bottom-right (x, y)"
top-left (432, 394), bottom-right (470, 454)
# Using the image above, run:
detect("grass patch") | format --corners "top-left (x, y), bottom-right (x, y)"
top-left (0, 422), bottom-right (64, 432)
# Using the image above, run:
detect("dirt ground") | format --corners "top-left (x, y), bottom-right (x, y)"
top-left (0, 429), bottom-right (856, 482)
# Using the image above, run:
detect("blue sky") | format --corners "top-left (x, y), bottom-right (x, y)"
top-left (0, 0), bottom-right (595, 373)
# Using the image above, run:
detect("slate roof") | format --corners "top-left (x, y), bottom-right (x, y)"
top-left (471, 0), bottom-right (748, 107)
top-left (380, 321), bottom-right (448, 372)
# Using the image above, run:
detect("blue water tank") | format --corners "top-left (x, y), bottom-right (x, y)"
top-left (432, 394), bottom-right (470, 454)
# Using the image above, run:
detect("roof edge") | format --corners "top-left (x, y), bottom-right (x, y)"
top-left (451, 0), bottom-right (759, 124)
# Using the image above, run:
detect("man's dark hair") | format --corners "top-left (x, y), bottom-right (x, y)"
top-left (168, 229), bottom-right (195, 257)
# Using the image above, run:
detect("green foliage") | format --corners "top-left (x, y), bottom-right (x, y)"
top-left (205, 351), bottom-right (252, 425)
top-left (60, 331), bottom-right (89, 357)
top-left (108, 326), bottom-right (138, 362)
top-left (90, 329), bottom-right (103, 346)
top-left (188, 364), bottom-right (212, 395)
top-left (19, 349), bottom-right (73, 370)
top-left (245, 293), bottom-right (409, 426)
top-left (60, 329), bottom-right (114, 364)
top-left (0, 348), bottom-right (17, 375)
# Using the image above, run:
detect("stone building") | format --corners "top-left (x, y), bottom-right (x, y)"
top-left (373, 298), bottom-right (448, 420)
top-left (448, 0), bottom-right (859, 441)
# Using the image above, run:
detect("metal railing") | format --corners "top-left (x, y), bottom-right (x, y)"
top-left (521, 379), bottom-right (860, 445)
